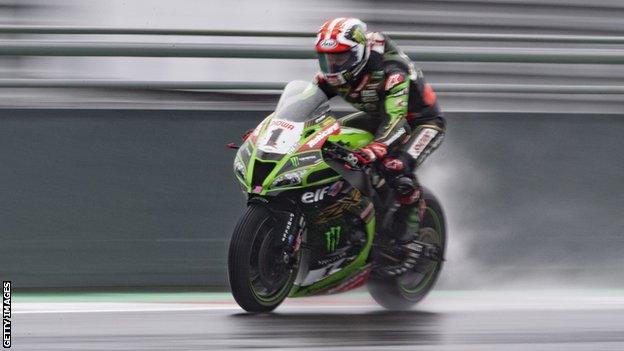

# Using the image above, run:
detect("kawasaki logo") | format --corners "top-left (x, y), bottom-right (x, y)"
top-left (325, 226), bottom-right (341, 251)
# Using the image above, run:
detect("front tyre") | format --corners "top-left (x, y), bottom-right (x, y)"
top-left (228, 203), bottom-right (298, 313)
top-left (368, 188), bottom-right (446, 310)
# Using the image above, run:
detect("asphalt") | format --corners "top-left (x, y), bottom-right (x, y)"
top-left (11, 290), bottom-right (624, 350)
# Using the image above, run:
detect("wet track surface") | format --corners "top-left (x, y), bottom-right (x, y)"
top-left (12, 291), bottom-right (624, 350)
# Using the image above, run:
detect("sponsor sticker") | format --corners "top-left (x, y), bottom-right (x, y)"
top-left (271, 119), bottom-right (295, 130)
top-left (257, 120), bottom-right (304, 154)
top-left (324, 226), bottom-right (342, 251)
top-left (328, 181), bottom-right (344, 196)
top-left (301, 181), bottom-right (343, 203)
top-left (305, 123), bottom-right (340, 149)
top-left (361, 90), bottom-right (377, 97)
top-left (281, 213), bottom-right (295, 242)
top-left (385, 73), bottom-right (405, 91)
top-left (289, 154), bottom-right (319, 168)
top-left (407, 128), bottom-right (439, 159)
top-left (361, 95), bottom-right (379, 102)
top-left (317, 251), bottom-right (347, 266)
top-left (371, 70), bottom-right (384, 80)
top-left (319, 39), bottom-right (338, 49)
top-left (314, 115), bottom-right (327, 124)
top-left (299, 154), bottom-right (318, 162)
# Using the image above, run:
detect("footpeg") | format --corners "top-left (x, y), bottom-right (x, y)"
top-left (376, 239), bottom-right (443, 277)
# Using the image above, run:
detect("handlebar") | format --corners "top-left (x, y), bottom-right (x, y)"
top-left (322, 140), bottom-right (370, 172)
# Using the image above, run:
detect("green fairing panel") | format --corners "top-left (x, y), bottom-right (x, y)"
top-left (328, 126), bottom-right (374, 150)
top-left (288, 216), bottom-right (376, 298)
top-left (233, 125), bottom-right (373, 193)
top-left (263, 126), bottom-right (373, 194)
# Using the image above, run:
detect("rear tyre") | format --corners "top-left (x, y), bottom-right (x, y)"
top-left (228, 203), bottom-right (298, 313)
top-left (368, 188), bottom-right (446, 310)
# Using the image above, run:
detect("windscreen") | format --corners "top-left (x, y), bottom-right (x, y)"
top-left (273, 80), bottom-right (330, 123)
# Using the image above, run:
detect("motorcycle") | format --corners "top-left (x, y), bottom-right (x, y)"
top-left (228, 80), bottom-right (446, 312)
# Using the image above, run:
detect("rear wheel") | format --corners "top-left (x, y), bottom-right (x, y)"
top-left (368, 189), bottom-right (446, 310)
top-left (228, 203), bottom-right (298, 313)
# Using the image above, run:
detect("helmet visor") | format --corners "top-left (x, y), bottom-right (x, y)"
top-left (318, 49), bottom-right (360, 74)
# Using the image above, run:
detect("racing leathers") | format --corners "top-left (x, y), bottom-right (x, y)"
top-left (314, 32), bottom-right (446, 250)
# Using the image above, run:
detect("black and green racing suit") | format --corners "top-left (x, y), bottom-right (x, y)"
top-left (314, 32), bottom-right (445, 270)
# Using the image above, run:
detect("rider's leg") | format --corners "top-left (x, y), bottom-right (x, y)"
top-left (383, 123), bottom-right (445, 235)
top-left (378, 123), bottom-right (445, 275)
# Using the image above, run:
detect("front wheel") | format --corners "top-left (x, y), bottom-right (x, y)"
top-left (227, 203), bottom-right (298, 313)
top-left (368, 188), bottom-right (446, 310)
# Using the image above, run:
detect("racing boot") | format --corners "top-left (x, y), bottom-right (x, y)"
top-left (374, 173), bottom-right (424, 276)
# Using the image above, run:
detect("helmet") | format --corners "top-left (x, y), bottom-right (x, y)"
top-left (315, 18), bottom-right (370, 86)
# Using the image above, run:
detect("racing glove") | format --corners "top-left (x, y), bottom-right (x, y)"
top-left (349, 142), bottom-right (388, 166)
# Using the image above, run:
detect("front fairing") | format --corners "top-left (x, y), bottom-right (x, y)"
top-left (235, 115), bottom-right (343, 195)
top-left (233, 80), bottom-right (374, 196)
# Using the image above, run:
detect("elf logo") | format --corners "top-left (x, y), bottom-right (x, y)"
top-left (301, 181), bottom-right (343, 204)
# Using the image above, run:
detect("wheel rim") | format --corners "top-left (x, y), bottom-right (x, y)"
top-left (398, 207), bottom-right (444, 294)
top-left (248, 217), bottom-right (294, 303)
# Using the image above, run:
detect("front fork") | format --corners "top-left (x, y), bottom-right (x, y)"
top-left (249, 197), bottom-right (305, 274)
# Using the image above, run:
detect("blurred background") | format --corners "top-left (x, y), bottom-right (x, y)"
top-left (1, 0), bottom-right (623, 291)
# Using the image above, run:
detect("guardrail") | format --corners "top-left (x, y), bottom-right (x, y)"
top-left (2, 25), bottom-right (624, 44)
top-left (0, 27), bottom-right (622, 94)
top-left (1, 41), bottom-right (624, 64)
top-left (1, 79), bottom-right (622, 94)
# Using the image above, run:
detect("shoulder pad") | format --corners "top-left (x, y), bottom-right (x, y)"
top-left (384, 72), bottom-right (407, 91)
top-left (367, 32), bottom-right (385, 54)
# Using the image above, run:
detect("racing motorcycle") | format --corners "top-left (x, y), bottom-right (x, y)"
top-left (228, 80), bottom-right (446, 312)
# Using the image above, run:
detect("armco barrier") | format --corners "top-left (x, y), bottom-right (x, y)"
top-left (0, 42), bottom-right (623, 64)
top-left (1, 25), bottom-right (624, 44)
top-left (0, 80), bottom-right (623, 94)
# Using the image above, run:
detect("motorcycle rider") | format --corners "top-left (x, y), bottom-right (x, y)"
top-left (313, 18), bottom-right (445, 275)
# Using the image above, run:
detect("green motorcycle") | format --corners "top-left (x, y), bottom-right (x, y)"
top-left (228, 80), bottom-right (445, 312)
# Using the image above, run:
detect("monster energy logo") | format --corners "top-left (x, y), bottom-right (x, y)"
top-left (290, 157), bottom-right (299, 167)
top-left (324, 226), bottom-right (341, 251)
